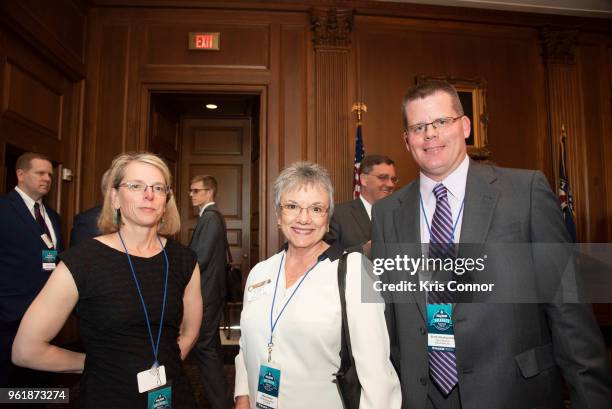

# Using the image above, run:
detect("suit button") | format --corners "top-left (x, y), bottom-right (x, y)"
top-left (419, 376), bottom-right (427, 385)
top-left (419, 326), bottom-right (426, 335)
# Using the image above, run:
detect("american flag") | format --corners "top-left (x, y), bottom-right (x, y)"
top-left (558, 129), bottom-right (576, 242)
top-left (353, 123), bottom-right (365, 198)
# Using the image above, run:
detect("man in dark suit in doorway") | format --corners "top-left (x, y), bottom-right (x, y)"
top-left (372, 80), bottom-right (611, 409)
top-left (69, 169), bottom-right (110, 247)
top-left (0, 152), bottom-right (63, 386)
top-left (326, 154), bottom-right (397, 256)
top-left (189, 174), bottom-right (231, 409)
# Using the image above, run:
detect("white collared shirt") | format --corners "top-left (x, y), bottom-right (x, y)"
top-left (418, 155), bottom-right (469, 244)
top-left (359, 195), bottom-right (373, 220)
top-left (198, 201), bottom-right (216, 217)
top-left (14, 186), bottom-right (58, 247)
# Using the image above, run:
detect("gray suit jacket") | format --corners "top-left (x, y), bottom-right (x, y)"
top-left (189, 204), bottom-right (227, 306)
top-left (325, 198), bottom-right (371, 254)
top-left (371, 161), bottom-right (612, 409)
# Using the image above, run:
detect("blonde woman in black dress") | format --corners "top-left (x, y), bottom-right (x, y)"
top-left (12, 152), bottom-right (203, 408)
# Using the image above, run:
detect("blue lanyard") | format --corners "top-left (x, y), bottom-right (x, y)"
top-left (267, 251), bottom-right (323, 361)
top-left (419, 193), bottom-right (465, 243)
top-left (118, 232), bottom-right (169, 367)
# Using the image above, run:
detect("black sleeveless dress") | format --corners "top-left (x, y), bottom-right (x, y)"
top-left (60, 238), bottom-right (198, 408)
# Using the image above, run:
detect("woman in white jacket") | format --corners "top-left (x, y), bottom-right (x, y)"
top-left (234, 161), bottom-right (401, 409)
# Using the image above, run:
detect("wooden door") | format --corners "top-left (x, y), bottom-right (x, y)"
top-left (149, 97), bottom-right (180, 204)
top-left (179, 118), bottom-right (252, 275)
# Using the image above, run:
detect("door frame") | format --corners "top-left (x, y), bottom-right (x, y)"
top-left (138, 83), bottom-right (269, 259)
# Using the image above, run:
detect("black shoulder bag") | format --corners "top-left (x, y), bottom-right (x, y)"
top-left (334, 252), bottom-right (362, 409)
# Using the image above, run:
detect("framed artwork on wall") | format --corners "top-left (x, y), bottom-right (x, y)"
top-left (416, 75), bottom-right (490, 160)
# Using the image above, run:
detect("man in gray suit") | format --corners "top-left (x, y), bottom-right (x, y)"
top-left (372, 80), bottom-right (611, 408)
top-left (189, 175), bottom-right (231, 409)
top-left (326, 154), bottom-right (397, 256)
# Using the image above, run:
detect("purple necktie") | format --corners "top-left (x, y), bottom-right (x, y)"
top-left (34, 202), bottom-right (52, 240)
top-left (428, 183), bottom-right (459, 395)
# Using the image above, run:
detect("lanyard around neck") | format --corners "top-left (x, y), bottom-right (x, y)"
top-left (419, 193), bottom-right (465, 243)
top-left (118, 231), bottom-right (169, 367)
top-left (267, 251), bottom-right (323, 360)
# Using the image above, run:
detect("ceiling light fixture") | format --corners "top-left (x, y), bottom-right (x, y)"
top-left (205, 104), bottom-right (218, 110)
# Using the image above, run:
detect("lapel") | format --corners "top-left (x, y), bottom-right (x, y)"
top-left (393, 181), bottom-right (427, 321)
top-left (349, 198), bottom-right (371, 240)
top-left (8, 189), bottom-right (46, 246)
top-left (459, 161), bottom-right (499, 249)
top-left (454, 162), bottom-right (499, 314)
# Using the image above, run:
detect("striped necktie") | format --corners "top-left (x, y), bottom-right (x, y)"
top-left (428, 183), bottom-right (459, 395)
top-left (34, 202), bottom-right (52, 240)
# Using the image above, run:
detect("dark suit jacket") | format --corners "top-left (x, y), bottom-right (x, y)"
top-left (0, 189), bottom-right (64, 324)
top-left (325, 198), bottom-right (371, 253)
top-left (189, 204), bottom-right (227, 306)
top-left (371, 161), bottom-right (612, 409)
top-left (69, 204), bottom-right (102, 247)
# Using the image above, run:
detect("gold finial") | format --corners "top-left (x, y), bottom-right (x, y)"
top-left (561, 123), bottom-right (567, 142)
top-left (351, 102), bottom-right (368, 124)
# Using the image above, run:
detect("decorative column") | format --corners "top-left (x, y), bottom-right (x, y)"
top-left (540, 26), bottom-right (587, 240)
top-left (311, 7), bottom-right (354, 202)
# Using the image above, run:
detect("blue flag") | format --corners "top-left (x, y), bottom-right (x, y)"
top-left (558, 134), bottom-right (576, 242)
top-left (353, 124), bottom-right (365, 198)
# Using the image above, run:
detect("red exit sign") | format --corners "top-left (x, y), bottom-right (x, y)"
top-left (188, 32), bottom-right (220, 50)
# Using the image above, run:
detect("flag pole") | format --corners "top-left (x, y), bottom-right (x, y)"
top-left (351, 102), bottom-right (367, 198)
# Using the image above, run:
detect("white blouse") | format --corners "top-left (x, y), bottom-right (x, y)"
top-left (234, 250), bottom-right (401, 409)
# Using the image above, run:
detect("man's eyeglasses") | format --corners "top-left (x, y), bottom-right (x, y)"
top-left (279, 203), bottom-right (328, 219)
top-left (117, 182), bottom-right (171, 195)
top-left (189, 188), bottom-right (210, 194)
top-left (406, 115), bottom-right (464, 135)
top-left (364, 173), bottom-right (399, 184)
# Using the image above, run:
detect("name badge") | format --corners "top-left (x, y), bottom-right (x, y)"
top-left (255, 362), bottom-right (281, 409)
top-left (41, 234), bottom-right (54, 249)
top-left (42, 249), bottom-right (58, 271)
top-left (137, 364), bottom-right (167, 393)
top-left (427, 303), bottom-right (455, 353)
top-left (147, 383), bottom-right (172, 409)
top-left (247, 279), bottom-right (272, 303)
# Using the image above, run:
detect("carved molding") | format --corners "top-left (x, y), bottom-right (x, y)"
top-left (539, 26), bottom-right (579, 64)
top-left (310, 8), bottom-right (353, 48)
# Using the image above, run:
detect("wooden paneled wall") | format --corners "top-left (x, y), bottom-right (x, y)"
top-left (1, 0), bottom-right (610, 258)
top-left (80, 1), bottom-right (611, 255)
top-left (0, 0), bottom-right (86, 241)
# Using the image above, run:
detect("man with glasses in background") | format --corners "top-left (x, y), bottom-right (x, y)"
top-left (188, 175), bottom-right (232, 409)
top-left (326, 154), bottom-right (398, 257)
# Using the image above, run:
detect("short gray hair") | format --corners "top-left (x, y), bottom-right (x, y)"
top-left (274, 161), bottom-right (334, 218)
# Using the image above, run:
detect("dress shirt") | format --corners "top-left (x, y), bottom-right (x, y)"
top-left (234, 250), bottom-right (401, 409)
top-left (198, 201), bottom-right (216, 217)
top-left (14, 186), bottom-right (58, 247)
top-left (359, 195), bottom-right (373, 220)
top-left (419, 155), bottom-right (469, 244)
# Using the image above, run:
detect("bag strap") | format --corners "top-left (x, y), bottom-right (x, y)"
top-left (337, 252), bottom-right (356, 372)
top-left (206, 208), bottom-right (233, 263)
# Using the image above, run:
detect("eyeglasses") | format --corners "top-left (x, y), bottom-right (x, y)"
top-left (189, 188), bottom-right (210, 194)
top-left (279, 203), bottom-right (328, 219)
top-left (364, 173), bottom-right (399, 184)
top-left (407, 115), bottom-right (464, 135)
top-left (117, 182), bottom-right (171, 196)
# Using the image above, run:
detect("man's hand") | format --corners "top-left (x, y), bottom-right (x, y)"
top-left (362, 240), bottom-right (372, 258)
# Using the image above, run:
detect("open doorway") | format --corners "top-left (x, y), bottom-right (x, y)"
top-left (147, 92), bottom-right (261, 278)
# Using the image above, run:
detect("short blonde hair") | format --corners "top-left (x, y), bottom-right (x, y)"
top-left (98, 152), bottom-right (180, 235)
